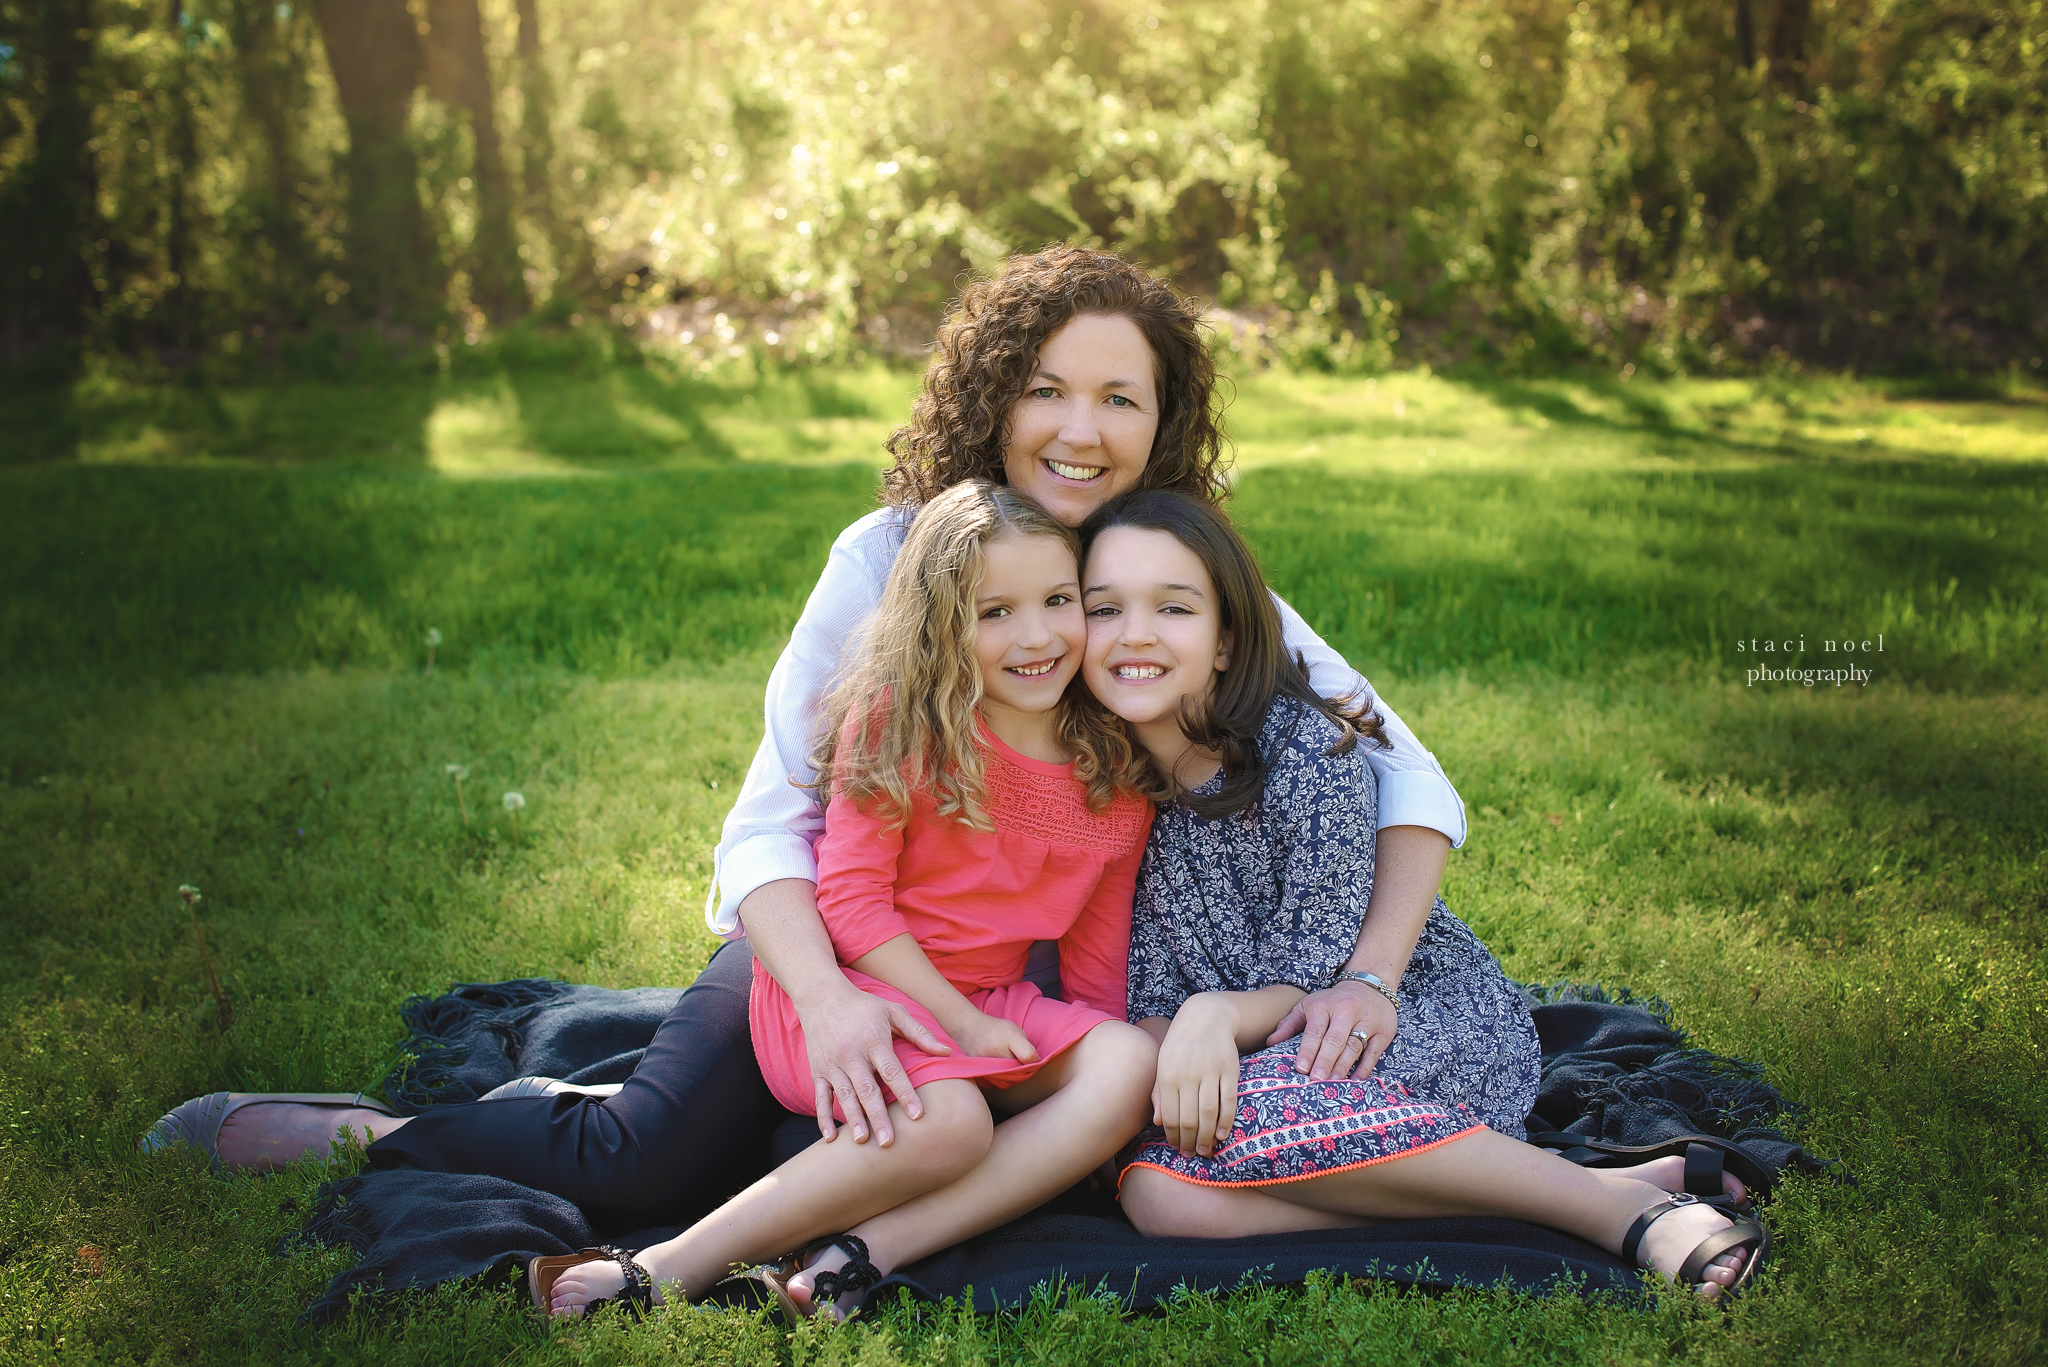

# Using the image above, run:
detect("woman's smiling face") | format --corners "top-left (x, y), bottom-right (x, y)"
top-left (1081, 525), bottom-right (1232, 743)
top-left (1001, 313), bottom-right (1160, 528)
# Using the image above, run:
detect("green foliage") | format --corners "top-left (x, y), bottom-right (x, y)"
top-left (0, 366), bottom-right (2044, 1363)
top-left (3, 0), bottom-right (2043, 372)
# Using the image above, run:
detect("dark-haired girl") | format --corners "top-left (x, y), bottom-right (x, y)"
top-left (155, 247), bottom-right (1469, 1235)
top-left (1080, 491), bottom-right (1767, 1300)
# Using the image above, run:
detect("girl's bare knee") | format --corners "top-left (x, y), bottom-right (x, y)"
top-left (1082, 1021), bottom-right (1159, 1126)
top-left (894, 1079), bottom-right (993, 1177)
top-left (1119, 1166), bottom-right (1212, 1238)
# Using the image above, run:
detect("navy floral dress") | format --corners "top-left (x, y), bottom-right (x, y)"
top-left (1123, 696), bottom-right (1540, 1189)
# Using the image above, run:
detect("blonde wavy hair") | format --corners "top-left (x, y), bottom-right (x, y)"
top-left (813, 481), bottom-right (1152, 829)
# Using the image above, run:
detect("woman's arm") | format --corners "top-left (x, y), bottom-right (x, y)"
top-left (1267, 824), bottom-right (1450, 1080)
top-left (704, 510), bottom-right (951, 1147)
top-left (740, 880), bottom-right (945, 1147)
top-left (1271, 592), bottom-right (1467, 847)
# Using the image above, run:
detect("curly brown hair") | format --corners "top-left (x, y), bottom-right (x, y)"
top-left (882, 245), bottom-right (1231, 508)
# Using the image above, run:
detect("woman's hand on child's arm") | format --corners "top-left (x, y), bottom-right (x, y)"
top-left (742, 879), bottom-right (950, 1147)
top-left (1267, 824), bottom-right (1448, 1080)
top-left (1269, 980), bottom-right (1398, 1081)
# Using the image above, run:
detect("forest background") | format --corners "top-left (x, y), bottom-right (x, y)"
top-left (3, 0), bottom-right (2045, 382)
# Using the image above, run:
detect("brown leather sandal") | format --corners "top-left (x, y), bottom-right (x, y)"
top-left (527, 1244), bottom-right (659, 1317)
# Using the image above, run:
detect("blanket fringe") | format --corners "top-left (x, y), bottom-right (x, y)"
top-left (381, 979), bottom-right (565, 1113)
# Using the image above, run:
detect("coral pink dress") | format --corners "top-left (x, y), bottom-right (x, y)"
top-left (750, 721), bottom-right (1152, 1117)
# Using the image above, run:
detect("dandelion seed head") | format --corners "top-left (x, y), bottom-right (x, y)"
top-left (503, 791), bottom-right (526, 811)
top-left (446, 764), bottom-right (469, 778)
top-left (178, 884), bottom-right (201, 905)
top-left (425, 628), bottom-right (443, 647)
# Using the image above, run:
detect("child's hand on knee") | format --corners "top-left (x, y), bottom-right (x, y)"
top-left (953, 1011), bottom-right (1039, 1063)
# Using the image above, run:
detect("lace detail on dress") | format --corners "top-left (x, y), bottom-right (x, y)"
top-left (981, 748), bottom-right (1152, 855)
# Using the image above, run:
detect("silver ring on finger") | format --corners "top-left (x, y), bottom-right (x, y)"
top-left (1349, 1028), bottom-right (1371, 1043)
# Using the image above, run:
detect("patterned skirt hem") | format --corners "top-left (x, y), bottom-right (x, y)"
top-left (1117, 1123), bottom-right (1487, 1192)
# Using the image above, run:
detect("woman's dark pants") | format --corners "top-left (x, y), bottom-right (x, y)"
top-left (366, 937), bottom-right (804, 1230)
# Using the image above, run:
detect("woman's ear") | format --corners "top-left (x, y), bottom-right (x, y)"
top-left (1214, 629), bottom-right (1234, 673)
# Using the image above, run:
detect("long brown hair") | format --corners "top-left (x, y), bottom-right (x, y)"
top-left (882, 245), bottom-right (1231, 508)
top-left (814, 481), bottom-right (1151, 828)
top-left (1080, 490), bottom-right (1386, 819)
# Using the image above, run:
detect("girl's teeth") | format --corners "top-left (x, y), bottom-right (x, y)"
top-left (1116, 664), bottom-right (1164, 679)
top-left (1010, 660), bottom-right (1058, 676)
top-left (1047, 460), bottom-right (1103, 481)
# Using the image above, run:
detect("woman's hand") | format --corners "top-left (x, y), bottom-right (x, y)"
top-left (949, 1009), bottom-right (1040, 1064)
top-left (1154, 994), bottom-right (1244, 1159)
top-left (1266, 979), bottom-right (1397, 1081)
top-left (797, 980), bottom-right (951, 1147)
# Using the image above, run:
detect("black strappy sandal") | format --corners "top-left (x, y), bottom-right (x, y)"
top-left (749, 1234), bottom-right (886, 1324)
top-left (527, 1244), bottom-right (659, 1318)
top-left (1531, 1130), bottom-right (1773, 1210)
top-left (1622, 1192), bottom-right (1770, 1303)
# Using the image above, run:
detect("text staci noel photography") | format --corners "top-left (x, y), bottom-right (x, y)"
top-left (1736, 634), bottom-right (1885, 688)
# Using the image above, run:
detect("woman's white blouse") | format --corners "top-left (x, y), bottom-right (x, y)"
top-left (704, 507), bottom-right (1467, 935)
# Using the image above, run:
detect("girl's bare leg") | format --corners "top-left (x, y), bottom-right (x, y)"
top-left (548, 1079), bottom-right (992, 1315)
top-left (786, 1020), bottom-right (1157, 1320)
top-left (216, 1106), bottom-right (409, 1170)
top-left (1121, 1128), bottom-right (1754, 1297)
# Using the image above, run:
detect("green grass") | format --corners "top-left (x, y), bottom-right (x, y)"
top-left (1, 358), bottom-right (2044, 1364)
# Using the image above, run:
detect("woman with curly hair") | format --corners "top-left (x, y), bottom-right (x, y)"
top-left (147, 246), bottom-right (1469, 1238)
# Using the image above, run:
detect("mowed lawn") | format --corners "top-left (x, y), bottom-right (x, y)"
top-left (1, 353), bottom-right (2044, 1365)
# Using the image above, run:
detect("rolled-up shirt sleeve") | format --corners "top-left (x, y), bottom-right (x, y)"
top-left (704, 509), bottom-right (908, 935)
top-left (1271, 592), bottom-right (1468, 848)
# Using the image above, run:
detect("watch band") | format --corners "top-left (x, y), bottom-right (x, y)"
top-left (1338, 970), bottom-right (1400, 1011)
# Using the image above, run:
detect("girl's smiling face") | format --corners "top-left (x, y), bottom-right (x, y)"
top-left (1081, 525), bottom-right (1233, 756)
top-left (973, 531), bottom-right (1087, 728)
top-left (1001, 313), bottom-right (1160, 527)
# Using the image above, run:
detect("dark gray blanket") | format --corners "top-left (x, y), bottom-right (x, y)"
top-left (287, 978), bottom-right (1837, 1323)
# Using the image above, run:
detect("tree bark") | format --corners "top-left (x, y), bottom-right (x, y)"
top-left (312, 0), bottom-right (441, 325)
top-left (164, 0), bottom-right (201, 348)
top-left (227, 0), bottom-right (317, 326)
top-left (1734, 0), bottom-right (1757, 70)
top-left (514, 0), bottom-right (594, 301)
top-left (423, 0), bottom-right (526, 323)
top-left (1765, 0), bottom-right (1811, 89)
top-left (0, 0), bottom-right (100, 364)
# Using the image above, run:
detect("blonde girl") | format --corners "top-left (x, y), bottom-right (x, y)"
top-left (539, 481), bottom-right (1159, 1320)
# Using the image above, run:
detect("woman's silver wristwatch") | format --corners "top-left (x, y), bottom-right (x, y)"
top-left (1337, 970), bottom-right (1399, 1011)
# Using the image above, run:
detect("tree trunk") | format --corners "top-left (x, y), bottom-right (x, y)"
top-left (312, 0), bottom-right (441, 326)
top-left (1765, 0), bottom-right (1811, 89)
top-left (0, 0), bottom-right (100, 365)
top-left (228, 0), bottom-right (317, 327)
top-left (514, 0), bottom-right (594, 302)
top-left (423, 0), bottom-right (526, 323)
top-left (1734, 0), bottom-right (1756, 70)
top-left (164, 0), bottom-right (201, 349)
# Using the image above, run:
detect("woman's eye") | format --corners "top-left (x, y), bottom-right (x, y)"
top-left (1107, 394), bottom-right (1133, 408)
top-left (1032, 386), bottom-right (1058, 399)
